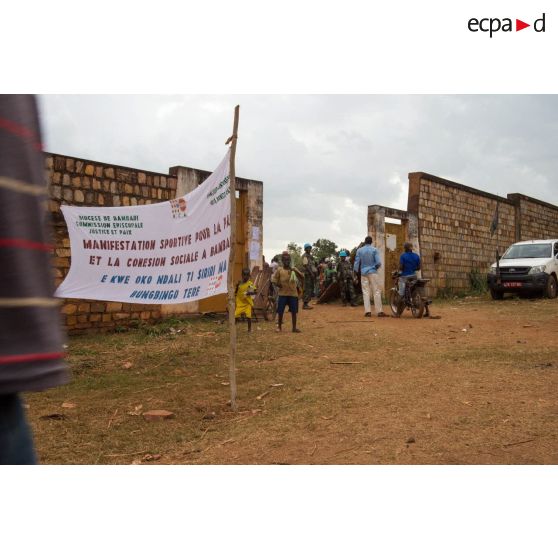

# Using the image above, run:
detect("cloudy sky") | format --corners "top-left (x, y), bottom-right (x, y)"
top-left (39, 95), bottom-right (558, 260)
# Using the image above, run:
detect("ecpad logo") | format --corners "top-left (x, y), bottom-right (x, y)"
top-left (468, 13), bottom-right (546, 37)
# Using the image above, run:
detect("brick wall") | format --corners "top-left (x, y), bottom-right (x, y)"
top-left (510, 194), bottom-right (558, 241)
top-left (46, 152), bottom-right (263, 334)
top-left (405, 172), bottom-right (558, 296)
top-left (408, 173), bottom-right (516, 294)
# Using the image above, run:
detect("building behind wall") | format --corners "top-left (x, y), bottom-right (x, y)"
top-left (46, 152), bottom-right (263, 333)
top-left (368, 172), bottom-right (558, 297)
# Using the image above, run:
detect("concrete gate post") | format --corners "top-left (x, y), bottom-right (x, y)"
top-left (367, 205), bottom-right (386, 295)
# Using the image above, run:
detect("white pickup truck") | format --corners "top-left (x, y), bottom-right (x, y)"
top-left (487, 239), bottom-right (558, 300)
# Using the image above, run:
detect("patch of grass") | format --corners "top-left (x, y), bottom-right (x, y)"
top-left (468, 268), bottom-right (489, 295)
top-left (435, 287), bottom-right (457, 300)
top-left (25, 302), bottom-right (558, 465)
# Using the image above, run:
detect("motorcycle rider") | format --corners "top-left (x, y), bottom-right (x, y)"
top-left (398, 242), bottom-right (421, 300)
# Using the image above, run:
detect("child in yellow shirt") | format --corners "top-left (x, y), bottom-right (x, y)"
top-left (235, 268), bottom-right (256, 332)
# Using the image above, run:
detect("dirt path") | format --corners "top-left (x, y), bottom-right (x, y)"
top-left (27, 297), bottom-right (558, 464)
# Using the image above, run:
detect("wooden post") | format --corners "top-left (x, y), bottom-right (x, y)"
top-left (227, 105), bottom-right (240, 411)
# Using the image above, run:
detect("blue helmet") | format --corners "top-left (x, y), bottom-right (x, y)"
top-left (339, 250), bottom-right (348, 257)
top-left (304, 243), bottom-right (312, 249)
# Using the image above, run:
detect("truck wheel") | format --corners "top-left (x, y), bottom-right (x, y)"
top-left (545, 275), bottom-right (558, 299)
top-left (490, 289), bottom-right (504, 300)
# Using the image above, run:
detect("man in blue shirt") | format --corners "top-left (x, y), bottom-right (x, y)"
top-left (354, 236), bottom-right (387, 317)
top-left (399, 242), bottom-right (421, 298)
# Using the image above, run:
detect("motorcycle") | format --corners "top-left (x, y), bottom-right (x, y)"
top-left (389, 271), bottom-right (431, 318)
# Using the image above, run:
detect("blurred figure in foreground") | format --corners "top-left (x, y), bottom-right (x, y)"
top-left (0, 95), bottom-right (68, 464)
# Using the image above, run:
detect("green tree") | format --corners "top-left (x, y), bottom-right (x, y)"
top-left (312, 238), bottom-right (338, 263)
top-left (286, 242), bottom-right (303, 268)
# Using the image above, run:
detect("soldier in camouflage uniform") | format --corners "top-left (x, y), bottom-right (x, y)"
top-left (301, 243), bottom-right (317, 309)
top-left (337, 250), bottom-right (358, 306)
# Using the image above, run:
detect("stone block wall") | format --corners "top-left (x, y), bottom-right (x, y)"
top-left (510, 194), bottom-right (558, 241)
top-left (47, 152), bottom-right (179, 333)
top-left (408, 173), bottom-right (516, 294)
top-left (369, 172), bottom-right (558, 297)
top-left (46, 152), bottom-right (263, 334)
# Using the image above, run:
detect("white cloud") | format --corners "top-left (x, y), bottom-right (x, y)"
top-left (156, 101), bottom-right (184, 121)
top-left (39, 94), bottom-right (558, 262)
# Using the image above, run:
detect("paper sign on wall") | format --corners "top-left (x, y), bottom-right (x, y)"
top-left (386, 233), bottom-right (397, 251)
top-left (249, 240), bottom-right (261, 261)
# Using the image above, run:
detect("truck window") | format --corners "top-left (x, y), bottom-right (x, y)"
top-left (503, 243), bottom-right (552, 259)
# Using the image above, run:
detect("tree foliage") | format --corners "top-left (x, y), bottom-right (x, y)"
top-left (286, 242), bottom-right (303, 268)
top-left (283, 239), bottom-right (340, 268)
top-left (312, 238), bottom-right (338, 263)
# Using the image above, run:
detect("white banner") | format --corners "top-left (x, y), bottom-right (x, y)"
top-left (55, 151), bottom-right (231, 304)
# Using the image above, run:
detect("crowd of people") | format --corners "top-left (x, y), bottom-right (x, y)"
top-left (235, 236), bottom-right (422, 333)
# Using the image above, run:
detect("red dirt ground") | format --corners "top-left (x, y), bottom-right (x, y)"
top-left (27, 296), bottom-right (558, 464)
